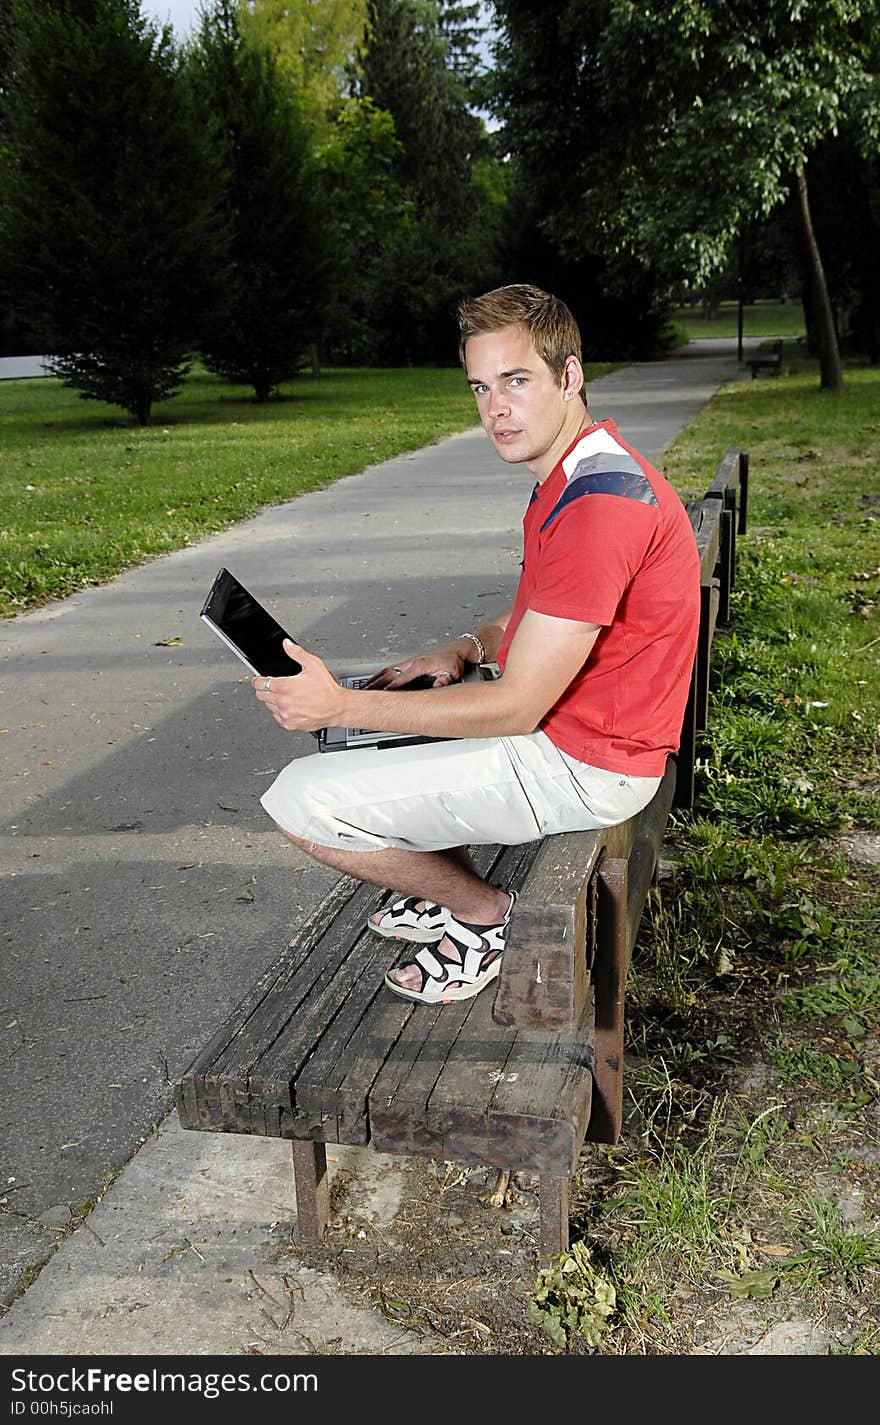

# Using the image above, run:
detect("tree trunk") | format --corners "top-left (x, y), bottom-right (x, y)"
top-left (794, 163), bottom-right (843, 393)
top-left (309, 341), bottom-right (320, 378)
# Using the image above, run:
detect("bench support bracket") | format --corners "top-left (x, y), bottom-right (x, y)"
top-left (291, 1139), bottom-right (330, 1244)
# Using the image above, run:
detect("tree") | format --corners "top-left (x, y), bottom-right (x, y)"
top-left (794, 129), bottom-right (880, 364)
top-left (186, 0), bottom-right (329, 400)
top-left (491, 0), bottom-right (880, 392)
top-left (0, 0), bottom-right (217, 424)
top-left (358, 0), bottom-right (486, 220)
top-left (486, 0), bottom-right (676, 360)
top-left (351, 0), bottom-right (504, 361)
top-left (240, 0), bottom-right (367, 132)
top-left (313, 96), bottom-right (411, 361)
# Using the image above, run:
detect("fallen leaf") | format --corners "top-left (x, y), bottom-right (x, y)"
top-left (154, 636), bottom-right (182, 647)
top-left (380, 1295), bottom-right (412, 1322)
top-left (716, 1267), bottom-right (779, 1300)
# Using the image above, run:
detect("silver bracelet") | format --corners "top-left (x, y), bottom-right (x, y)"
top-left (458, 631), bottom-right (486, 664)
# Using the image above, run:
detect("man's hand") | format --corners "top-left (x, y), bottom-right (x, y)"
top-left (365, 611), bottom-right (512, 690)
top-left (365, 639), bottom-right (468, 690)
top-left (252, 639), bottom-right (347, 732)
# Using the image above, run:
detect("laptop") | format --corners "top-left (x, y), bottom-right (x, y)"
top-left (200, 567), bottom-right (486, 752)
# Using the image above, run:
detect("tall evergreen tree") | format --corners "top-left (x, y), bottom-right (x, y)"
top-left (437, 0), bottom-right (484, 95)
top-left (313, 96), bottom-right (411, 362)
top-left (186, 0), bottom-right (329, 400)
top-left (358, 0), bottom-right (485, 223)
top-left (353, 0), bottom-right (503, 361)
top-left (0, 0), bottom-right (217, 423)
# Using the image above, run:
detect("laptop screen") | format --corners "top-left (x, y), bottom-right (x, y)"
top-left (201, 568), bottom-right (302, 678)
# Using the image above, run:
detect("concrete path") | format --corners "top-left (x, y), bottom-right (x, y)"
top-left (0, 339), bottom-right (751, 1359)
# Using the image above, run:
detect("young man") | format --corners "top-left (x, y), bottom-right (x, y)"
top-left (254, 284), bottom-right (701, 1006)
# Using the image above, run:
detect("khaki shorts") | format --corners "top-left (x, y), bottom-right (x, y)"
top-left (260, 731), bottom-right (661, 852)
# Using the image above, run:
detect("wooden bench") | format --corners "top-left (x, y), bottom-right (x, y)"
top-left (745, 338), bottom-right (783, 378)
top-left (174, 449), bottom-right (748, 1256)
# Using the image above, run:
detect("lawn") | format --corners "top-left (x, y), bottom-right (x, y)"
top-left (595, 353), bottom-right (880, 1354)
top-left (0, 360), bottom-right (618, 617)
top-left (672, 298), bottom-right (807, 341)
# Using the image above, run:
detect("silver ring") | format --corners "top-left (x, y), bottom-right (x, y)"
top-left (438, 670), bottom-right (452, 681)
top-left (393, 667), bottom-right (402, 675)
top-left (263, 677), bottom-right (272, 692)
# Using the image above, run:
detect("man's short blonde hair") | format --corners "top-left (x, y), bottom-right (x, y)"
top-left (456, 283), bottom-right (583, 388)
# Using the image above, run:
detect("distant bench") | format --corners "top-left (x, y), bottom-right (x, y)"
top-left (745, 338), bottom-right (783, 378)
top-left (174, 449), bottom-right (748, 1255)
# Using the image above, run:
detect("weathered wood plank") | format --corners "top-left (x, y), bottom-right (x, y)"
top-left (738, 451), bottom-right (749, 534)
top-left (175, 876), bottom-right (376, 1131)
top-left (290, 842), bottom-right (510, 1138)
top-left (622, 760), bottom-right (676, 965)
top-left (493, 830), bottom-right (603, 1030)
top-left (482, 1005), bottom-right (596, 1175)
top-left (691, 498), bottom-right (722, 583)
top-left (372, 984), bottom-right (593, 1174)
top-left (695, 580), bottom-right (720, 732)
top-left (294, 974), bottom-right (414, 1143)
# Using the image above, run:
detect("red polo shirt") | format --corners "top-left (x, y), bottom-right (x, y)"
top-left (496, 420), bottom-right (701, 776)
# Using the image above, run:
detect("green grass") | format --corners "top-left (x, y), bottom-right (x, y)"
top-left (0, 358), bottom-right (620, 617)
top-left (0, 360), bottom-right (611, 617)
top-left (550, 352), bottom-right (880, 1355)
top-left (672, 298), bottom-right (807, 341)
top-left (0, 364), bottom-right (472, 615)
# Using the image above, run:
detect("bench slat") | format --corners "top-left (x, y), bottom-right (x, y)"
top-left (298, 841), bottom-right (517, 1140)
top-left (370, 987), bottom-right (593, 1174)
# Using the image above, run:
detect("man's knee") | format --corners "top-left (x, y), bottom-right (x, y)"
top-left (276, 824), bottom-right (318, 854)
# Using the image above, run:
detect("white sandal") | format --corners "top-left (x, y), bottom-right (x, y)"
top-left (368, 896), bottom-right (449, 943)
top-left (384, 891), bottom-right (516, 1004)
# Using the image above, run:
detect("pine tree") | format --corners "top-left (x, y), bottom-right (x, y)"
top-left (358, 0), bottom-right (485, 224)
top-left (186, 0), bottom-right (329, 400)
top-left (352, 0), bottom-right (502, 361)
top-left (0, 0), bottom-right (218, 424)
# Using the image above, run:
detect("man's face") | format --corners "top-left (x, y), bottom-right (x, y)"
top-left (464, 324), bottom-right (574, 479)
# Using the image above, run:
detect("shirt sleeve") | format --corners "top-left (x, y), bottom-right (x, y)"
top-left (527, 496), bottom-right (656, 626)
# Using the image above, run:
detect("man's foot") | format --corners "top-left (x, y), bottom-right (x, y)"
top-left (384, 891), bottom-right (516, 1004)
top-left (368, 896), bottom-right (449, 943)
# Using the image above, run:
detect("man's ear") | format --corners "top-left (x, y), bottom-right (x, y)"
top-left (562, 354), bottom-right (584, 401)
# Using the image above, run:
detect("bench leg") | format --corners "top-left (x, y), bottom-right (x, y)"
top-left (291, 1139), bottom-right (330, 1243)
top-left (539, 1175), bottom-right (570, 1255)
top-left (588, 857), bottom-right (629, 1145)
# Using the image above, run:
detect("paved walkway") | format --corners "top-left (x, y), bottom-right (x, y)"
top-left (0, 340), bottom-right (752, 1359)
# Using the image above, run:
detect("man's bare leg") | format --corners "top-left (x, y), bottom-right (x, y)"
top-left (278, 831), bottom-right (511, 991)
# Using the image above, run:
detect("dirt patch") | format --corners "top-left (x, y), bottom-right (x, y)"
top-left (836, 831), bottom-right (880, 865)
top-left (275, 1050), bottom-right (879, 1356)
